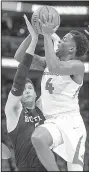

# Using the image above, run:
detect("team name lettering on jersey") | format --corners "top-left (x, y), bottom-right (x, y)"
top-left (25, 115), bottom-right (42, 127)
top-left (25, 116), bottom-right (34, 123)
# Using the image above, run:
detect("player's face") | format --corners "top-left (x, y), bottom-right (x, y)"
top-left (21, 82), bottom-right (36, 107)
top-left (56, 33), bottom-right (76, 60)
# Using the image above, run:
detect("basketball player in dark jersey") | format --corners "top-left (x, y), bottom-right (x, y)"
top-left (7, 97), bottom-right (46, 171)
top-left (5, 24), bottom-right (46, 171)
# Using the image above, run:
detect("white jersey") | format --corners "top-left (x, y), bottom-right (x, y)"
top-left (37, 67), bottom-right (82, 117)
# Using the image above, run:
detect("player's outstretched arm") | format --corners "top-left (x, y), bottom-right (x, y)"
top-left (5, 34), bottom-right (38, 132)
top-left (15, 15), bottom-right (46, 71)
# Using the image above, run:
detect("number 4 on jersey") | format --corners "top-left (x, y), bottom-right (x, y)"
top-left (45, 78), bottom-right (54, 94)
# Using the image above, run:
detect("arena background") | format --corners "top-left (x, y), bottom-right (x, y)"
top-left (1, 1), bottom-right (89, 171)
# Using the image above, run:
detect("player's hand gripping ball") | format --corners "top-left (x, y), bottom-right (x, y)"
top-left (31, 6), bottom-right (60, 35)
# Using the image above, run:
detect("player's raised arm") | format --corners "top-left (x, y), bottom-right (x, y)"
top-left (15, 15), bottom-right (46, 71)
top-left (38, 13), bottom-right (60, 73)
top-left (5, 21), bottom-right (38, 132)
top-left (14, 33), bottom-right (32, 62)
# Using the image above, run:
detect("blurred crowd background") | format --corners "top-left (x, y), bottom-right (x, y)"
top-left (1, 1), bottom-right (89, 171)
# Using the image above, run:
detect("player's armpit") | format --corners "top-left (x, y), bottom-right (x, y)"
top-left (30, 54), bottom-right (46, 71)
top-left (5, 91), bottom-right (22, 110)
top-left (50, 60), bottom-right (85, 76)
top-left (5, 92), bottom-right (22, 132)
top-left (5, 106), bottom-right (22, 133)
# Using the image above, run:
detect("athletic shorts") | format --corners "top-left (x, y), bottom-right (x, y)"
top-left (40, 111), bottom-right (86, 164)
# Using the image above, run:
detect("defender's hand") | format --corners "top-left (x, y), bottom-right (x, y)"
top-left (24, 14), bottom-right (38, 40)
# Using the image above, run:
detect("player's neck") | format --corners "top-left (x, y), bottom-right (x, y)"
top-left (22, 101), bottom-right (36, 110)
top-left (26, 104), bottom-right (36, 110)
top-left (60, 54), bottom-right (75, 61)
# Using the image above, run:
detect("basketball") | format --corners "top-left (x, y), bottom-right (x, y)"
top-left (31, 6), bottom-right (60, 35)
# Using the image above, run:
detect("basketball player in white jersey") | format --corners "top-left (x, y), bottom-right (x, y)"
top-left (15, 14), bottom-right (89, 171)
top-left (31, 14), bottom-right (89, 171)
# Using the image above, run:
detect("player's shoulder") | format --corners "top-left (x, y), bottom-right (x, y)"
top-left (70, 59), bottom-right (84, 67)
top-left (69, 60), bottom-right (85, 73)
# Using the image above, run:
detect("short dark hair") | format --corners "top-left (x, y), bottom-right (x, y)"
top-left (25, 78), bottom-right (34, 89)
top-left (70, 30), bottom-right (89, 57)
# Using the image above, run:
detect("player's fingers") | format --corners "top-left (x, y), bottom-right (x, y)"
top-left (24, 14), bottom-right (30, 25)
top-left (23, 14), bottom-right (27, 20)
top-left (54, 25), bottom-right (59, 32)
top-left (52, 14), bottom-right (56, 25)
top-left (24, 14), bottom-right (32, 30)
top-left (38, 19), bottom-right (43, 27)
top-left (42, 14), bottom-right (47, 24)
top-left (49, 13), bottom-right (52, 23)
top-left (24, 14), bottom-right (31, 26)
top-left (24, 14), bottom-right (29, 25)
top-left (38, 19), bottom-right (44, 25)
top-left (38, 19), bottom-right (41, 24)
top-left (38, 19), bottom-right (43, 29)
top-left (38, 19), bottom-right (45, 30)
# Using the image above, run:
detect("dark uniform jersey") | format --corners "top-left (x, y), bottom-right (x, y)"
top-left (8, 106), bottom-right (46, 171)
